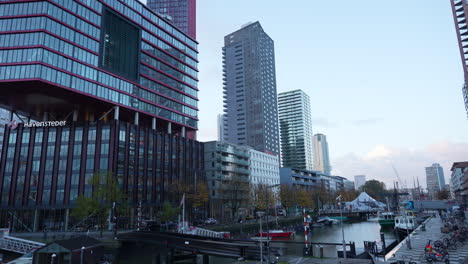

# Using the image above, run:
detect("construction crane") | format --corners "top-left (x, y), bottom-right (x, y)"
top-left (392, 165), bottom-right (407, 190)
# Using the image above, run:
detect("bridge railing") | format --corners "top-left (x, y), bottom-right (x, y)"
top-left (0, 235), bottom-right (45, 254)
top-left (319, 208), bottom-right (380, 214)
top-left (192, 228), bottom-right (227, 239)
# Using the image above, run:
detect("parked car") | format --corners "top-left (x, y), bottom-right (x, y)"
top-left (277, 209), bottom-right (287, 216)
top-left (204, 218), bottom-right (218, 225)
top-left (193, 219), bottom-right (205, 226)
top-left (245, 215), bottom-right (255, 220)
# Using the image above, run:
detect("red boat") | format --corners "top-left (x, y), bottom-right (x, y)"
top-left (256, 230), bottom-right (294, 238)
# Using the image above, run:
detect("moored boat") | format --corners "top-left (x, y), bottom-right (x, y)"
top-left (256, 230), bottom-right (294, 238)
top-left (377, 211), bottom-right (395, 227)
top-left (394, 211), bottom-right (417, 234)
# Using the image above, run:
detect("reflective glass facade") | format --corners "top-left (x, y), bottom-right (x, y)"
top-left (278, 90), bottom-right (314, 170)
top-left (147, 0), bottom-right (196, 39)
top-left (0, 120), bottom-right (204, 231)
top-left (0, 0), bottom-right (199, 132)
top-left (450, 0), bottom-right (468, 119)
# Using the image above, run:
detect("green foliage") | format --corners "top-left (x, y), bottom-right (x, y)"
top-left (71, 171), bottom-right (126, 236)
top-left (435, 189), bottom-right (450, 200)
top-left (359, 179), bottom-right (387, 201)
top-left (279, 184), bottom-right (295, 213)
top-left (158, 202), bottom-right (179, 222)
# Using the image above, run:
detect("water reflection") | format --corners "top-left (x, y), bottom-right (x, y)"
top-left (115, 220), bottom-right (396, 263)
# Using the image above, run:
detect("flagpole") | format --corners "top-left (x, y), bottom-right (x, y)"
top-left (182, 193), bottom-right (185, 234)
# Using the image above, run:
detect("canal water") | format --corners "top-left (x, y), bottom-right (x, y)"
top-left (274, 219), bottom-right (397, 256)
top-left (115, 219), bottom-right (396, 263)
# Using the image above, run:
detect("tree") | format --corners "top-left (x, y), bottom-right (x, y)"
top-left (337, 189), bottom-right (360, 202)
top-left (435, 189), bottom-right (450, 200)
top-left (191, 182), bottom-right (210, 220)
top-left (359, 180), bottom-right (387, 201)
top-left (191, 182), bottom-right (209, 208)
top-left (220, 177), bottom-right (250, 220)
top-left (296, 188), bottom-right (313, 208)
top-left (71, 171), bottom-right (125, 237)
top-left (158, 202), bottom-right (179, 222)
top-left (279, 184), bottom-right (296, 214)
top-left (251, 184), bottom-right (275, 211)
top-left (169, 180), bottom-right (209, 220)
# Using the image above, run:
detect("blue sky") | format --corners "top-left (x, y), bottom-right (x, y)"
top-left (144, 0), bottom-right (468, 187)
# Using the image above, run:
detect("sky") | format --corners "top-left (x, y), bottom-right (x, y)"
top-left (143, 0), bottom-right (468, 189)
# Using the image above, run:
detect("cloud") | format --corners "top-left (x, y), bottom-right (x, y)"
top-left (312, 118), bottom-right (337, 128)
top-left (333, 141), bottom-right (468, 190)
top-left (352, 118), bottom-right (383, 126)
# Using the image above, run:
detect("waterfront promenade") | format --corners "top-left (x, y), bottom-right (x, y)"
top-left (385, 215), bottom-right (468, 263)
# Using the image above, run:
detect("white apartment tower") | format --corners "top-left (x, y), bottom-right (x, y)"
top-left (278, 90), bottom-right (314, 170)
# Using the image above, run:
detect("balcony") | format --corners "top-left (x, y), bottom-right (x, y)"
top-left (221, 166), bottom-right (250, 175)
top-left (217, 155), bottom-right (249, 165)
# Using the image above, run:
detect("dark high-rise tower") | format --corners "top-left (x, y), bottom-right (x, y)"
top-left (222, 22), bottom-right (280, 155)
top-left (147, 0), bottom-right (196, 39)
top-left (450, 0), bottom-right (468, 118)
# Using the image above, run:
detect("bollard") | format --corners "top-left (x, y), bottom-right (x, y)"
top-left (380, 233), bottom-right (386, 254)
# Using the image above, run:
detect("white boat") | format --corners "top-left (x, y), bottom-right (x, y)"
top-left (394, 211), bottom-right (417, 234)
top-left (377, 211), bottom-right (395, 227)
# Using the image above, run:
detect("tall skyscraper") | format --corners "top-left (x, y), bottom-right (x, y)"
top-left (313, 134), bottom-right (331, 175)
top-left (147, 0), bottom-right (196, 39)
top-left (222, 22), bottom-right (280, 155)
top-left (426, 163), bottom-right (446, 197)
top-left (354, 175), bottom-right (366, 190)
top-left (450, 0), bottom-right (468, 118)
top-left (0, 0), bottom-right (202, 230)
top-left (217, 113), bottom-right (225, 141)
top-left (278, 90), bottom-right (313, 170)
top-left (464, 84), bottom-right (468, 118)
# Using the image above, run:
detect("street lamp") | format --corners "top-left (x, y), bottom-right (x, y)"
top-left (80, 246), bottom-right (85, 264)
top-left (256, 211), bottom-right (265, 264)
top-left (265, 183), bottom-right (280, 264)
top-left (336, 195), bottom-right (346, 259)
top-left (51, 253), bottom-right (56, 264)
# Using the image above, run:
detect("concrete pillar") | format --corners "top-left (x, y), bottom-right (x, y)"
top-left (73, 110), bottom-right (79, 122)
top-left (152, 117), bottom-right (157, 130)
top-left (134, 112), bottom-right (139, 126)
top-left (64, 209), bottom-right (69, 231)
top-left (167, 122), bottom-right (172, 134)
top-left (181, 126), bottom-right (186, 138)
top-left (114, 106), bottom-right (119, 120)
top-left (33, 209), bottom-right (38, 232)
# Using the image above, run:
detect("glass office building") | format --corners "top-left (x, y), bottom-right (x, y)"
top-left (147, 0), bottom-right (196, 39)
top-left (278, 90), bottom-right (314, 170)
top-left (450, 0), bottom-right (468, 118)
top-left (0, 0), bottom-right (203, 231)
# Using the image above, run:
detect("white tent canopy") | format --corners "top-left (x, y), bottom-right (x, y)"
top-left (344, 192), bottom-right (386, 211)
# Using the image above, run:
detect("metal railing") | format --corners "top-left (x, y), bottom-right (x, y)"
top-left (0, 235), bottom-right (45, 254)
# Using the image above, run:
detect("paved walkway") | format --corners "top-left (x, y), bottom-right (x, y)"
top-left (279, 257), bottom-right (372, 263)
top-left (233, 257), bottom-right (372, 264)
top-left (385, 216), bottom-right (468, 263)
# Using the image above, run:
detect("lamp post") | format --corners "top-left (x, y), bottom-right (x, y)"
top-left (51, 253), bottom-right (56, 264)
top-left (336, 195), bottom-right (346, 259)
top-left (265, 183), bottom-right (280, 264)
top-left (80, 246), bottom-right (85, 264)
top-left (256, 211), bottom-right (265, 264)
